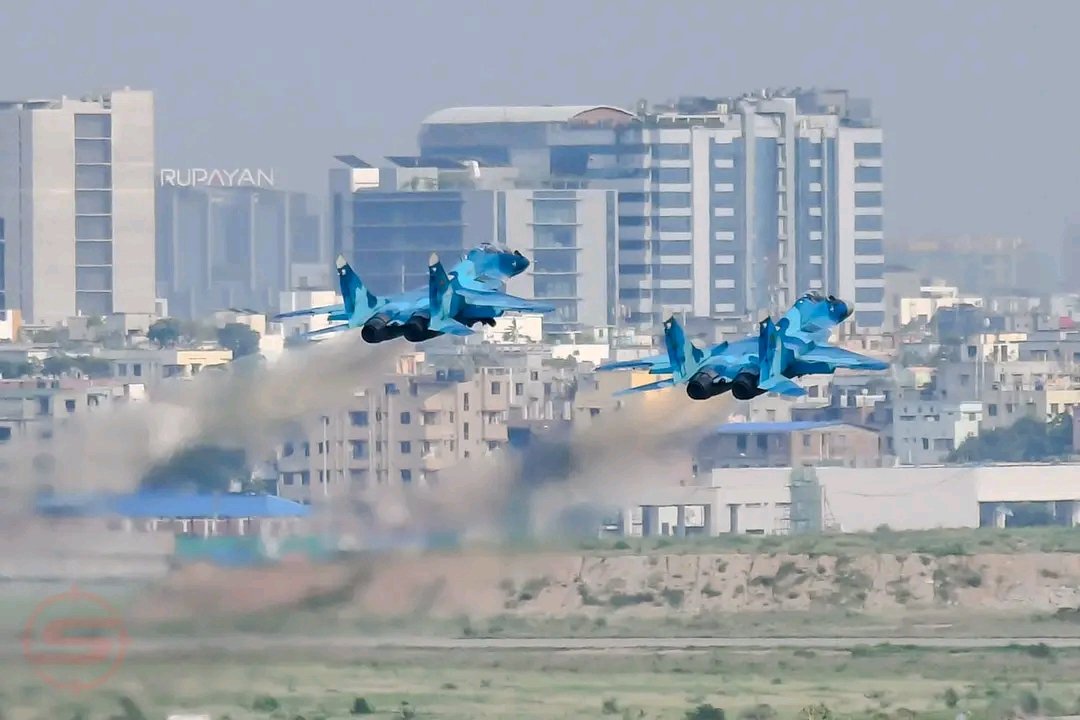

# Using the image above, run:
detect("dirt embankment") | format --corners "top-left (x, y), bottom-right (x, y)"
top-left (130, 550), bottom-right (1080, 623)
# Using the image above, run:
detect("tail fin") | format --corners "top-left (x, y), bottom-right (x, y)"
top-left (758, 317), bottom-right (805, 396)
top-left (662, 316), bottom-right (705, 382)
top-left (427, 253), bottom-right (473, 336)
top-left (336, 255), bottom-right (378, 318)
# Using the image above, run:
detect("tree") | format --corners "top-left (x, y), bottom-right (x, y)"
top-left (41, 355), bottom-right (75, 377)
top-left (147, 318), bottom-right (182, 348)
top-left (71, 356), bottom-right (112, 379)
top-left (0, 361), bottom-right (33, 379)
top-left (949, 414), bottom-right (1073, 463)
top-left (140, 445), bottom-right (248, 493)
top-left (217, 323), bottom-right (261, 358)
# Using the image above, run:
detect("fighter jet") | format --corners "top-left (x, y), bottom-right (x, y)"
top-left (274, 244), bottom-right (550, 343)
top-left (596, 291), bottom-right (889, 400)
top-left (420, 252), bottom-right (555, 339)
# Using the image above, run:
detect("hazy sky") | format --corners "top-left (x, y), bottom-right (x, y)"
top-left (2, 0), bottom-right (1076, 254)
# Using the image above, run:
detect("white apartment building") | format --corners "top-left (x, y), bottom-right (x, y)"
top-left (0, 89), bottom-right (156, 324)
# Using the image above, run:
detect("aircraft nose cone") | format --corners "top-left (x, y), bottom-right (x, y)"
top-left (514, 254), bottom-right (529, 271)
top-left (835, 299), bottom-right (852, 319)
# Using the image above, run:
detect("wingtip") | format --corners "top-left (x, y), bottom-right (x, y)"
top-left (429, 252), bottom-right (439, 266)
top-left (335, 254), bottom-right (348, 269)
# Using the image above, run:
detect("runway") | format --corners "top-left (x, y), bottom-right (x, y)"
top-left (10, 634), bottom-right (1077, 656)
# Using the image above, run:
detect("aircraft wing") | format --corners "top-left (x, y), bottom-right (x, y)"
top-left (791, 344), bottom-right (890, 372)
top-left (596, 353), bottom-right (668, 372)
top-left (273, 303), bottom-right (344, 320)
top-left (455, 287), bottom-right (555, 313)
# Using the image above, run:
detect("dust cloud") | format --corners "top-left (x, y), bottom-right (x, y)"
top-left (360, 386), bottom-right (734, 545)
top-left (0, 333), bottom-right (403, 507)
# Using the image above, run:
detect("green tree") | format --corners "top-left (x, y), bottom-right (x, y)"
top-left (140, 445), bottom-right (248, 493)
top-left (71, 356), bottom-right (112, 378)
top-left (147, 318), bottom-right (182, 348)
top-left (949, 414), bottom-right (1073, 463)
top-left (217, 323), bottom-right (261, 358)
top-left (0, 361), bottom-right (33, 378)
top-left (41, 355), bottom-right (75, 377)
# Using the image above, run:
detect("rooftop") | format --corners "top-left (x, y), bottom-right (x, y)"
top-left (422, 105), bottom-right (635, 125)
top-left (34, 491), bottom-right (311, 519)
top-left (713, 420), bottom-right (866, 434)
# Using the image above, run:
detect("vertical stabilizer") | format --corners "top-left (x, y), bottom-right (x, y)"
top-left (336, 255), bottom-right (378, 318)
top-left (662, 316), bottom-right (705, 382)
top-left (428, 254), bottom-right (472, 336)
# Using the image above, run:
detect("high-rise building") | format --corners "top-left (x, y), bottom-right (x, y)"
top-left (329, 156), bottom-right (617, 334)
top-left (0, 89), bottom-right (156, 324)
top-left (418, 89), bottom-right (886, 332)
top-left (156, 184), bottom-right (322, 319)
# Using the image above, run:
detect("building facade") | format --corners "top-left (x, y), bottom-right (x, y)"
top-left (156, 185), bottom-right (322, 319)
top-left (417, 90), bottom-right (886, 332)
top-left (0, 89), bottom-right (156, 323)
top-left (328, 156), bottom-right (617, 334)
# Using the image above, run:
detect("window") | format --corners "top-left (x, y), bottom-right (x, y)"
top-left (400, 412), bottom-right (411, 425)
top-left (653, 144), bottom-right (690, 160)
top-left (349, 411), bottom-right (368, 426)
top-left (855, 239), bottom-right (883, 256)
top-left (654, 264), bottom-right (692, 280)
top-left (756, 435), bottom-right (767, 450)
top-left (350, 441), bottom-right (367, 459)
top-left (655, 289), bottom-right (692, 305)
top-left (533, 225), bottom-right (575, 248)
top-left (530, 371), bottom-right (539, 381)
top-left (654, 216), bottom-right (692, 233)
top-left (400, 441), bottom-right (411, 454)
top-left (855, 287), bottom-right (885, 304)
top-left (76, 216), bottom-right (112, 240)
top-left (652, 167), bottom-right (691, 184)
top-left (653, 192), bottom-right (692, 208)
top-left (421, 411), bottom-right (437, 425)
top-left (655, 240), bottom-right (692, 256)
top-left (853, 142), bottom-right (882, 159)
top-left (854, 191), bottom-right (882, 207)
top-left (76, 191), bottom-right (111, 215)
top-left (855, 263), bottom-right (883, 281)
top-left (76, 242), bottom-right (112, 265)
top-left (401, 470), bottom-right (412, 483)
top-left (463, 393), bottom-right (469, 411)
top-left (619, 192), bottom-right (647, 203)
top-left (463, 422), bottom-right (470, 440)
top-left (515, 383), bottom-right (524, 395)
top-left (533, 200), bottom-right (576, 224)
top-left (74, 114), bottom-right (111, 138)
top-left (75, 165), bottom-right (111, 189)
top-left (76, 267), bottom-right (112, 292)
top-left (490, 382), bottom-right (500, 395)
top-left (854, 165), bottom-right (882, 183)
top-left (75, 139), bottom-right (111, 164)
top-left (854, 215), bottom-right (883, 232)
top-left (532, 249), bottom-right (577, 273)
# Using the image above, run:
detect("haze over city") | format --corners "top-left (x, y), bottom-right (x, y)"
top-left (4, 0), bottom-right (1078, 249)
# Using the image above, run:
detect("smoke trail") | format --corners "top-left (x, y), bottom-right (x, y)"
top-left (0, 333), bottom-right (403, 505)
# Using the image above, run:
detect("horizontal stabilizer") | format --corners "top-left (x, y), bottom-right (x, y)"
top-left (273, 304), bottom-right (344, 320)
top-left (613, 378), bottom-right (676, 396)
top-left (299, 324), bottom-right (349, 340)
top-left (759, 376), bottom-right (807, 397)
top-left (430, 316), bottom-right (473, 336)
top-left (596, 354), bottom-right (666, 372)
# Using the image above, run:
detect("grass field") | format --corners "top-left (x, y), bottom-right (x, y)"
top-left (4, 644), bottom-right (1080, 719)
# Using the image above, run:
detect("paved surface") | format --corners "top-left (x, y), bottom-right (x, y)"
top-left (11, 634), bottom-right (1076, 656)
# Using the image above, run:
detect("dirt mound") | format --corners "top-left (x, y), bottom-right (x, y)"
top-left (131, 550), bottom-right (1080, 624)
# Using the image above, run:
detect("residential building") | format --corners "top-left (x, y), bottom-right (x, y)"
top-left (275, 366), bottom-right (511, 502)
top-left (898, 285), bottom-right (983, 327)
top-left (96, 347), bottom-right (233, 384)
top-left (890, 388), bottom-right (981, 464)
top-left (418, 89), bottom-right (886, 332)
top-left (328, 155), bottom-right (618, 334)
top-left (156, 184), bottom-right (322, 319)
top-left (0, 378), bottom-right (137, 444)
top-left (0, 89), bottom-right (156, 323)
top-left (693, 420), bottom-right (882, 473)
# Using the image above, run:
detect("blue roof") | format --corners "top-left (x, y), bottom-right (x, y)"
top-left (35, 492), bottom-right (311, 519)
top-left (713, 421), bottom-right (848, 434)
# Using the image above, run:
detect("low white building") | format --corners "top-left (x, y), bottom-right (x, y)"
top-left (621, 464), bottom-right (1080, 537)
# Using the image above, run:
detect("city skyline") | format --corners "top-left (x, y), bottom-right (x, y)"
top-left (3, 1), bottom-right (1076, 256)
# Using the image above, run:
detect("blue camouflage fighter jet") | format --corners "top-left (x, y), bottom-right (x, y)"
top-left (274, 244), bottom-right (554, 343)
top-left (597, 292), bottom-right (889, 400)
